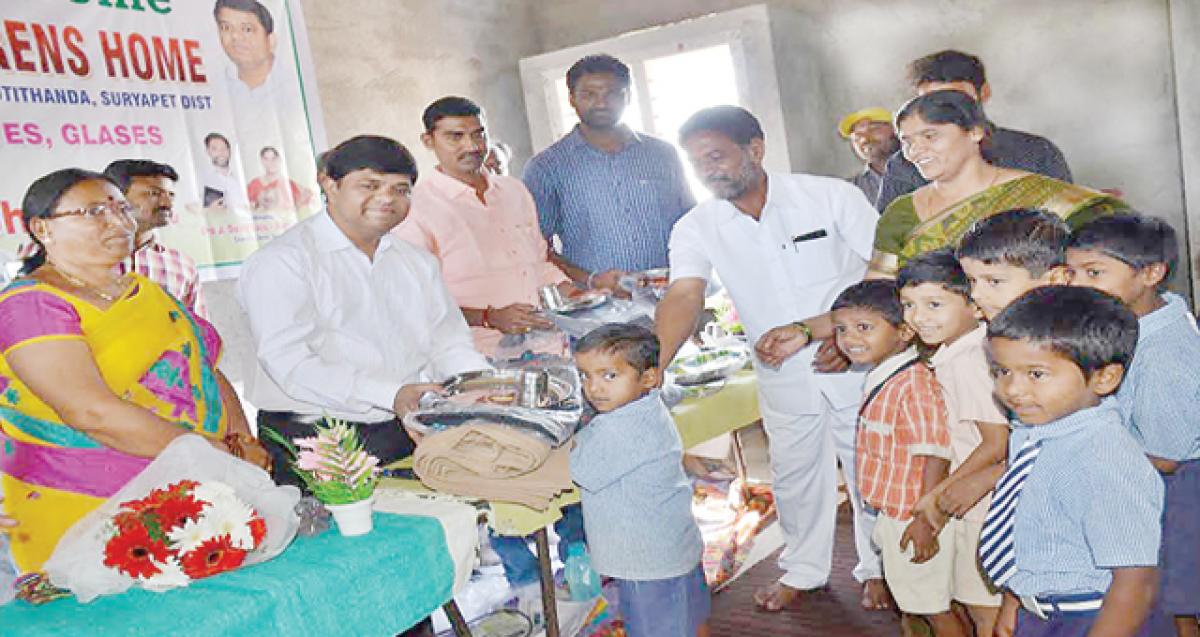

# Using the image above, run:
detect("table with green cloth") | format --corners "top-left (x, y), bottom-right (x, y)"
top-left (0, 513), bottom-right (455, 637)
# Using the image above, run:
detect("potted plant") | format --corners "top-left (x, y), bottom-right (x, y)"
top-left (263, 419), bottom-right (380, 536)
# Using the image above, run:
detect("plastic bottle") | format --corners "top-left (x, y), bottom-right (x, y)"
top-left (563, 542), bottom-right (602, 601)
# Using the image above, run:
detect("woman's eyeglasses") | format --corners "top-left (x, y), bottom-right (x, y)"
top-left (45, 201), bottom-right (135, 222)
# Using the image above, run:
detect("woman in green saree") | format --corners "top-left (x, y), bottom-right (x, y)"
top-left (867, 90), bottom-right (1127, 278)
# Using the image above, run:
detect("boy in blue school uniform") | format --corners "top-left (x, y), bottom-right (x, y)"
top-left (569, 323), bottom-right (709, 637)
top-left (1066, 214), bottom-right (1200, 637)
top-left (956, 208), bottom-right (1074, 324)
top-left (984, 285), bottom-right (1163, 637)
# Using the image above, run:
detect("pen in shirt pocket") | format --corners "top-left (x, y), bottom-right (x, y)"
top-left (787, 229), bottom-right (828, 251)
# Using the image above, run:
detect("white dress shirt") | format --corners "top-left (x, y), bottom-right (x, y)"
top-left (238, 211), bottom-right (489, 421)
top-left (668, 173), bottom-right (878, 414)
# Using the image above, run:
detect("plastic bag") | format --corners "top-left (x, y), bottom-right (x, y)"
top-left (43, 434), bottom-right (301, 602)
top-left (545, 299), bottom-right (650, 339)
top-left (0, 532), bottom-right (15, 606)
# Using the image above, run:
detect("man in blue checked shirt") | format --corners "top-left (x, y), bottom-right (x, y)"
top-left (523, 54), bottom-right (695, 295)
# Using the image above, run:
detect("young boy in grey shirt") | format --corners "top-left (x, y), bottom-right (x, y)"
top-left (570, 323), bottom-right (708, 637)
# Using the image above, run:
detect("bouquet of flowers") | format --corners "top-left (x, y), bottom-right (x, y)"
top-left (263, 419), bottom-right (381, 535)
top-left (102, 479), bottom-right (266, 591)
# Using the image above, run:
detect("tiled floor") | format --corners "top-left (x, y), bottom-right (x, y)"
top-left (709, 504), bottom-right (902, 637)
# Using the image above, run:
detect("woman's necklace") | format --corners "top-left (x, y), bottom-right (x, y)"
top-left (924, 166), bottom-right (1004, 215)
top-left (45, 261), bottom-right (127, 303)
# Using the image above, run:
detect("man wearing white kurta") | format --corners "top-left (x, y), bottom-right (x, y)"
top-left (240, 135), bottom-right (489, 495)
top-left (657, 106), bottom-right (881, 612)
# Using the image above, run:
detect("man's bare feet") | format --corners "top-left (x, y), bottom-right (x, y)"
top-left (861, 578), bottom-right (894, 611)
top-left (753, 581), bottom-right (806, 612)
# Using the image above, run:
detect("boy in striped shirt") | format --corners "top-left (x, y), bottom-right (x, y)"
top-left (832, 280), bottom-right (962, 636)
top-left (984, 286), bottom-right (1162, 637)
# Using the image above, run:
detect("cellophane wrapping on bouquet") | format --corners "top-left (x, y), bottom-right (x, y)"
top-left (42, 434), bottom-right (301, 602)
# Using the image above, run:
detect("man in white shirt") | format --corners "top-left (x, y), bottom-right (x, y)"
top-left (239, 135), bottom-right (489, 490)
top-left (212, 0), bottom-right (311, 201)
top-left (656, 106), bottom-right (882, 613)
top-left (200, 132), bottom-right (251, 212)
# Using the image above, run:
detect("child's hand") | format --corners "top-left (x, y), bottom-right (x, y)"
top-left (915, 484), bottom-right (949, 532)
top-left (938, 471), bottom-right (994, 517)
top-left (922, 505), bottom-right (949, 534)
top-left (899, 516), bottom-right (940, 564)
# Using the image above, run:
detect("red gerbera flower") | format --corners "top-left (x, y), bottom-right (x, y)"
top-left (155, 495), bottom-right (205, 531)
top-left (179, 535), bottom-right (247, 580)
top-left (248, 517), bottom-right (267, 546)
top-left (103, 524), bottom-right (171, 579)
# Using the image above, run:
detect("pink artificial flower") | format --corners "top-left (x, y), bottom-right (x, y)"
top-left (295, 450), bottom-right (325, 472)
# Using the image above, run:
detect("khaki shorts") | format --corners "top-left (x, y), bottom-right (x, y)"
top-left (952, 520), bottom-right (1001, 607)
top-left (873, 514), bottom-right (954, 615)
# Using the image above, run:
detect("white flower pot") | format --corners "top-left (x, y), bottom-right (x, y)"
top-left (325, 496), bottom-right (375, 537)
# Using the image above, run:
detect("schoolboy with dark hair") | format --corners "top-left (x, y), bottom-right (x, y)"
top-left (984, 285), bottom-right (1162, 637)
top-left (956, 208), bottom-right (1071, 320)
top-left (570, 323), bottom-right (708, 637)
top-left (897, 249), bottom-right (1005, 635)
top-left (832, 281), bottom-right (963, 636)
top-left (1067, 214), bottom-right (1200, 635)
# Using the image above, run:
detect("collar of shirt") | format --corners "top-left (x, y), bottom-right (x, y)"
top-left (591, 389), bottom-right (663, 426)
top-left (864, 346), bottom-right (920, 394)
top-left (713, 173), bottom-right (784, 227)
top-left (564, 124), bottom-right (645, 155)
top-left (1139, 292), bottom-right (1193, 341)
top-left (312, 209), bottom-right (396, 256)
top-left (930, 322), bottom-right (987, 369)
top-left (424, 166), bottom-right (498, 202)
top-left (224, 57), bottom-right (286, 97)
top-left (133, 233), bottom-right (164, 254)
top-left (1011, 398), bottom-right (1122, 449)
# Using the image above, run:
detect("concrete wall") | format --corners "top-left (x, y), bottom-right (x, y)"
top-left (1169, 0), bottom-right (1199, 294)
top-left (528, 0), bottom-right (1193, 294)
top-left (299, 0), bottom-right (542, 173)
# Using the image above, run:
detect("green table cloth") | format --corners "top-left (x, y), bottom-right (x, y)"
top-left (0, 512), bottom-right (454, 636)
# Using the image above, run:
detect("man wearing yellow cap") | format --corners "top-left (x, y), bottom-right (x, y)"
top-left (839, 107), bottom-right (900, 204)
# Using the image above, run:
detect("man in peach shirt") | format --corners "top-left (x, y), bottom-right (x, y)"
top-left (395, 96), bottom-right (574, 358)
top-left (395, 97), bottom-right (584, 611)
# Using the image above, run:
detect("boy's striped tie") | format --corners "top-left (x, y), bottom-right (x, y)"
top-left (978, 439), bottom-right (1043, 588)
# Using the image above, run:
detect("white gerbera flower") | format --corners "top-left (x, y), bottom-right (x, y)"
top-left (168, 517), bottom-right (214, 555)
top-left (203, 497), bottom-right (257, 550)
top-left (192, 481), bottom-right (237, 506)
